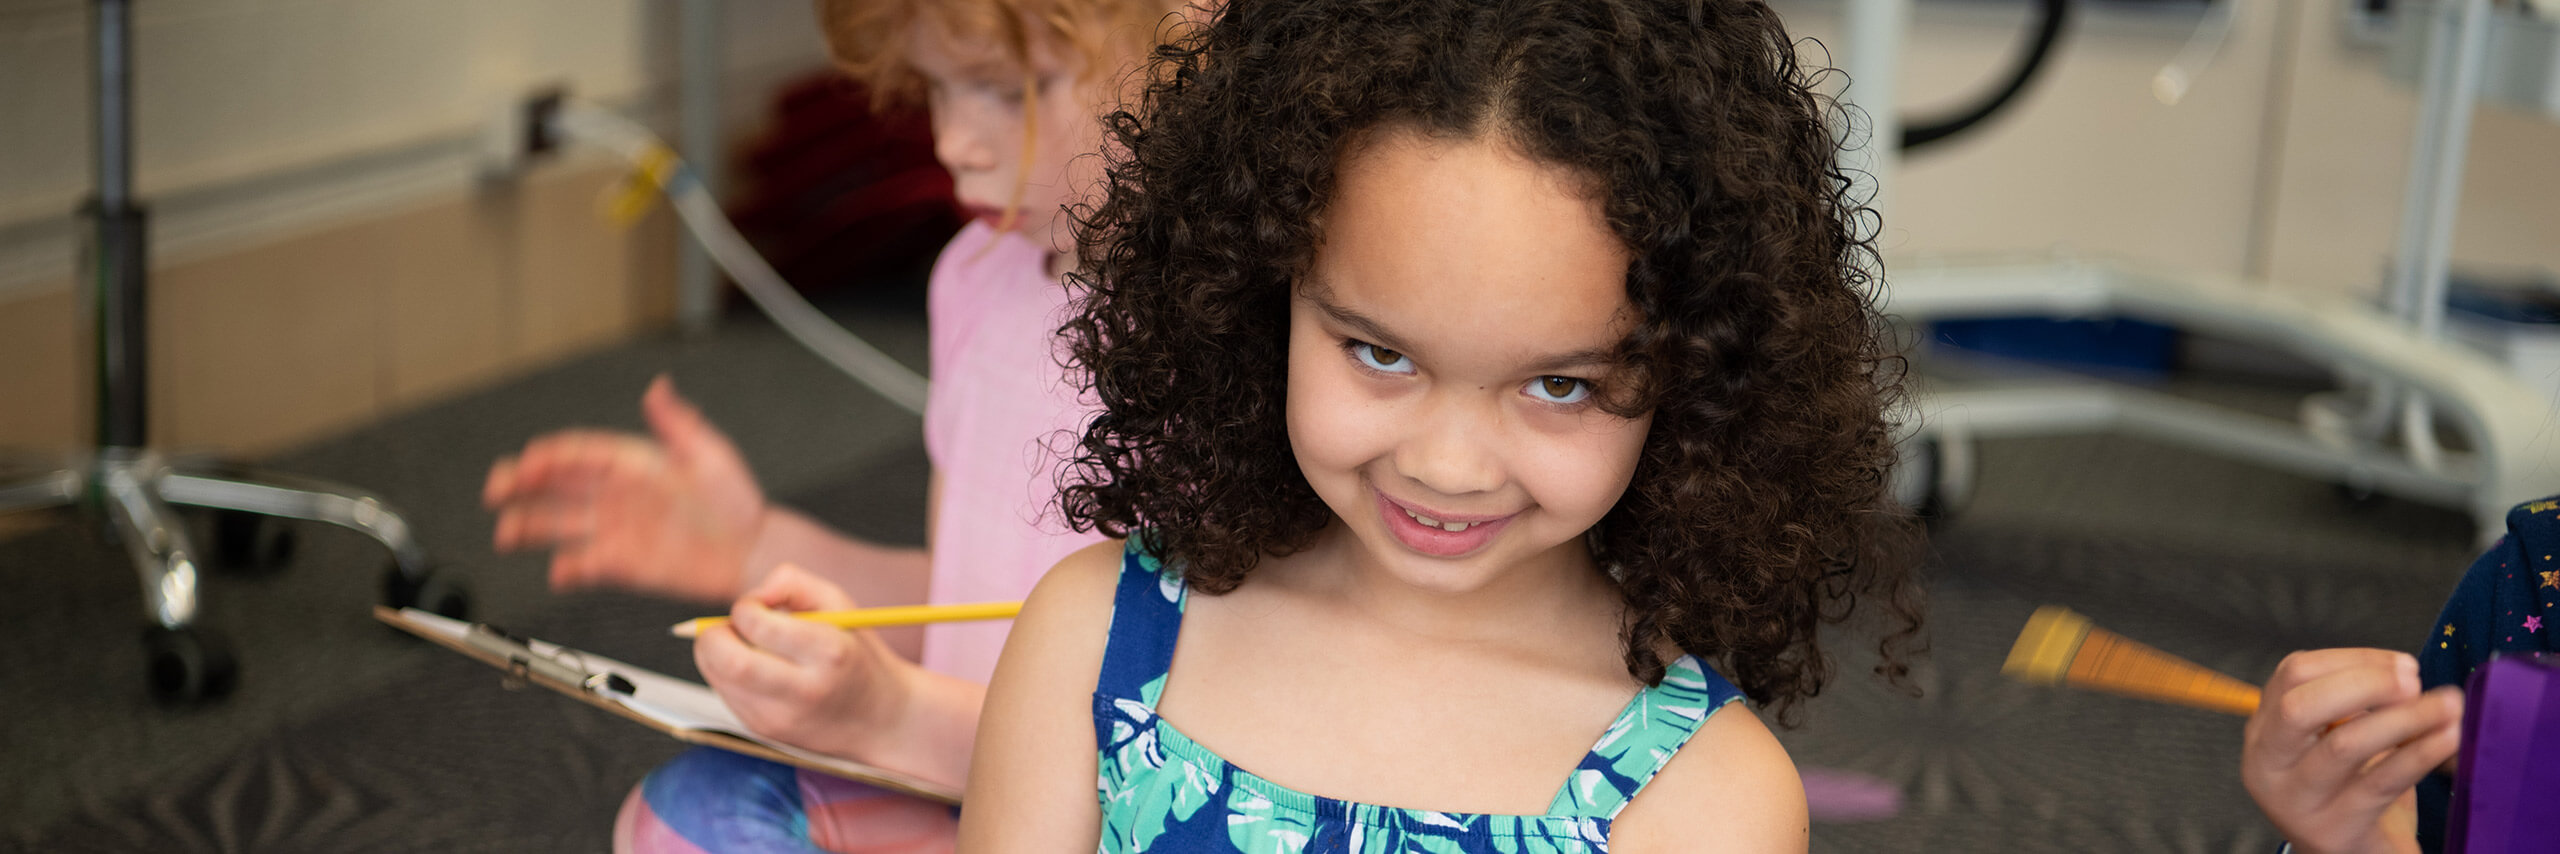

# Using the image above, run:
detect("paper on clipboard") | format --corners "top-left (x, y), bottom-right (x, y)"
top-left (376, 606), bottom-right (960, 804)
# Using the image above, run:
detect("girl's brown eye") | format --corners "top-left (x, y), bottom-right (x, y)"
top-left (1529, 375), bottom-right (1591, 404)
top-left (1350, 341), bottom-right (1415, 374)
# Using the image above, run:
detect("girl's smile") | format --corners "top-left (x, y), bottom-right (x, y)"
top-left (1373, 487), bottom-right (1513, 558)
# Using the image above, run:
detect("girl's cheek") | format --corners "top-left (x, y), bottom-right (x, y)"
top-left (1546, 416), bottom-right (1648, 524)
top-left (1285, 347), bottom-right (1394, 490)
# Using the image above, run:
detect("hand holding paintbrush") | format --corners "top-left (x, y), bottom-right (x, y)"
top-left (2004, 607), bottom-right (2462, 854)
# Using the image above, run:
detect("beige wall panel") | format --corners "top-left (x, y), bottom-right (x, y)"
top-left (152, 226), bottom-right (384, 454)
top-left (628, 205), bottom-right (681, 330)
top-left (2449, 105), bottom-right (2560, 275)
top-left (0, 286), bottom-right (85, 449)
top-left (382, 194), bottom-right (514, 408)
top-left (2261, 3), bottom-right (2560, 299)
top-left (514, 166), bottom-right (641, 364)
top-left (2259, 2), bottom-right (2424, 298)
top-left (1787, 3), bottom-right (2280, 276)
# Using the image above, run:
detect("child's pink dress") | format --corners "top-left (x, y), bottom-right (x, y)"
top-left (619, 221), bottom-right (1105, 854)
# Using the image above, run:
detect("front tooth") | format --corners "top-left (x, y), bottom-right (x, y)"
top-left (1440, 520), bottom-right (1468, 532)
top-left (1411, 511), bottom-right (1442, 527)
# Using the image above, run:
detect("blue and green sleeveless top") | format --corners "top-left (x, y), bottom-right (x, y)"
top-left (1091, 537), bottom-right (1746, 853)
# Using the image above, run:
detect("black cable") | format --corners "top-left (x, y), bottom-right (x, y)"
top-left (1900, 0), bottom-right (2075, 152)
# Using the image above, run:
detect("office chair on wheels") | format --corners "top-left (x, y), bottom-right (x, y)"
top-left (0, 0), bottom-right (470, 704)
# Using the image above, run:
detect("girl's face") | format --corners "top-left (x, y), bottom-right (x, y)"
top-left (1286, 130), bottom-right (1650, 594)
top-left (906, 16), bottom-right (1107, 255)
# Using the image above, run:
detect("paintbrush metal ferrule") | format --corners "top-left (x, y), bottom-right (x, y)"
top-left (2003, 606), bottom-right (2093, 685)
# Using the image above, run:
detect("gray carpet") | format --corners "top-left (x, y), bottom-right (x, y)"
top-left (0, 285), bottom-right (2486, 852)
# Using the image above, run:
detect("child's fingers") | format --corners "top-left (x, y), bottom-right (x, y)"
top-left (2293, 685), bottom-right (2464, 798)
top-left (548, 548), bottom-right (603, 591)
top-left (728, 600), bottom-right (855, 667)
top-left (490, 501), bottom-right (597, 552)
top-left (2252, 661), bottom-right (2420, 774)
top-left (742, 564), bottom-right (861, 613)
top-left (694, 624), bottom-right (807, 704)
top-left (483, 457), bottom-right (518, 508)
top-left (505, 431), bottom-right (663, 494)
top-left (2271, 659), bottom-right (2419, 736)
top-left (2345, 688), bottom-right (2464, 804)
top-left (2265, 648), bottom-right (2416, 697)
top-left (644, 376), bottom-right (745, 471)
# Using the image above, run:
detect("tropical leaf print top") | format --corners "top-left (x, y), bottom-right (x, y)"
top-left (1092, 537), bottom-right (1747, 853)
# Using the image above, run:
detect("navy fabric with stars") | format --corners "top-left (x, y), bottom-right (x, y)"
top-left (2413, 497), bottom-right (2560, 853)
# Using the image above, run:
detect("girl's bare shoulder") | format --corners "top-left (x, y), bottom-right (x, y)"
top-left (960, 539), bottom-right (1127, 850)
top-left (1605, 704), bottom-right (1807, 853)
top-left (1013, 538), bottom-right (1128, 650)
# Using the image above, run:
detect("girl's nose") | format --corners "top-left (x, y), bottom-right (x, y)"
top-left (931, 103), bottom-right (1002, 175)
top-left (1392, 393), bottom-right (1504, 498)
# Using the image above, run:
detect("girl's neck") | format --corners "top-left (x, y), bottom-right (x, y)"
top-left (1281, 520), bottom-right (1621, 646)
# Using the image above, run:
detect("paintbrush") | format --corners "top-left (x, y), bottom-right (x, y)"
top-left (2003, 605), bottom-right (2262, 717)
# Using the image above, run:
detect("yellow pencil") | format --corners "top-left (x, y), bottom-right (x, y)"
top-left (670, 600), bottom-right (1024, 639)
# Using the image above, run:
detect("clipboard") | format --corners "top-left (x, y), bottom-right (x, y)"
top-left (375, 606), bottom-right (961, 804)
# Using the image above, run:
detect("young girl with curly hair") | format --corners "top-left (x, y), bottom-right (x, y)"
top-left (962, 0), bottom-right (1927, 849)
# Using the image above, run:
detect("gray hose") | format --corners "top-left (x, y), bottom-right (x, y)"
top-left (554, 105), bottom-right (932, 416)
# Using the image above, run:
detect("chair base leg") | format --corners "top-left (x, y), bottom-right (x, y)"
top-left (0, 449), bottom-right (468, 702)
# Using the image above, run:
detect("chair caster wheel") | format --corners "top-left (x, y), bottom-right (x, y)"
top-left (209, 509), bottom-right (297, 575)
top-left (143, 625), bottom-right (238, 704)
top-left (383, 563), bottom-right (471, 620)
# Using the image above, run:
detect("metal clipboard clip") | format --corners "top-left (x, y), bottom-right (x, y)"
top-left (462, 623), bottom-right (637, 697)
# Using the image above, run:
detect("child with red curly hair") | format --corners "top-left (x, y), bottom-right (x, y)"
top-left (483, 1), bottom-right (1190, 851)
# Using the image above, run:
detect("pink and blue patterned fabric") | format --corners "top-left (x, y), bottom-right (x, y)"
top-left (615, 747), bottom-right (955, 854)
top-left (1092, 536), bottom-right (1745, 853)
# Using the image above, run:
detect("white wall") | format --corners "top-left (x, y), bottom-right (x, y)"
top-left (0, 0), bottom-right (833, 298)
top-left (1781, 0), bottom-right (2560, 300)
top-left (4, 0), bottom-right (2553, 303)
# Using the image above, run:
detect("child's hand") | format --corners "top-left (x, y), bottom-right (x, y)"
top-left (693, 564), bottom-right (911, 762)
top-left (2240, 648), bottom-right (2463, 854)
top-left (484, 376), bottom-right (767, 602)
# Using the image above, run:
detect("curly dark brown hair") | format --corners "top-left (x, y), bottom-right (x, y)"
top-left (1056, 0), bottom-right (1925, 721)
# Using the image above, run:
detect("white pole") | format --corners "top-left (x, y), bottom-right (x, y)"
top-left (677, 0), bottom-right (723, 336)
top-left (1841, 0), bottom-right (1909, 231)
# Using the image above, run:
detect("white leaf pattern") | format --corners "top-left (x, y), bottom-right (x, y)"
top-left (1115, 698), bottom-right (1157, 723)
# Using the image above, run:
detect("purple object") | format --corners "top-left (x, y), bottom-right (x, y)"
top-left (1802, 766), bottom-right (1902, 823)
top-left (2446, 653), bottom-right (2560, 854)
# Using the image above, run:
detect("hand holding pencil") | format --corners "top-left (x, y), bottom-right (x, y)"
top-left (683, 564), bottom-right (982, 763)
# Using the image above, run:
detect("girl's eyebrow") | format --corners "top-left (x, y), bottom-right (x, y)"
top-left (1309, 288), bottom-right (1618, 374)
top-left (1309, 292), bottom-right (1412, 354)
top-left (1523, 346), bottom-right (1618, 374)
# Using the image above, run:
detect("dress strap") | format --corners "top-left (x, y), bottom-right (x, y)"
top-left (1546, 655), bottom-right (1745, 821)
top-left (1092, 535), bottom-right (1189, 708)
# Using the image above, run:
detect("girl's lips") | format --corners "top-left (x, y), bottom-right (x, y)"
top-left (1374, 490), bottom-right (1510, 558)
top-left (961, 203), bottom-right (1014, 225)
